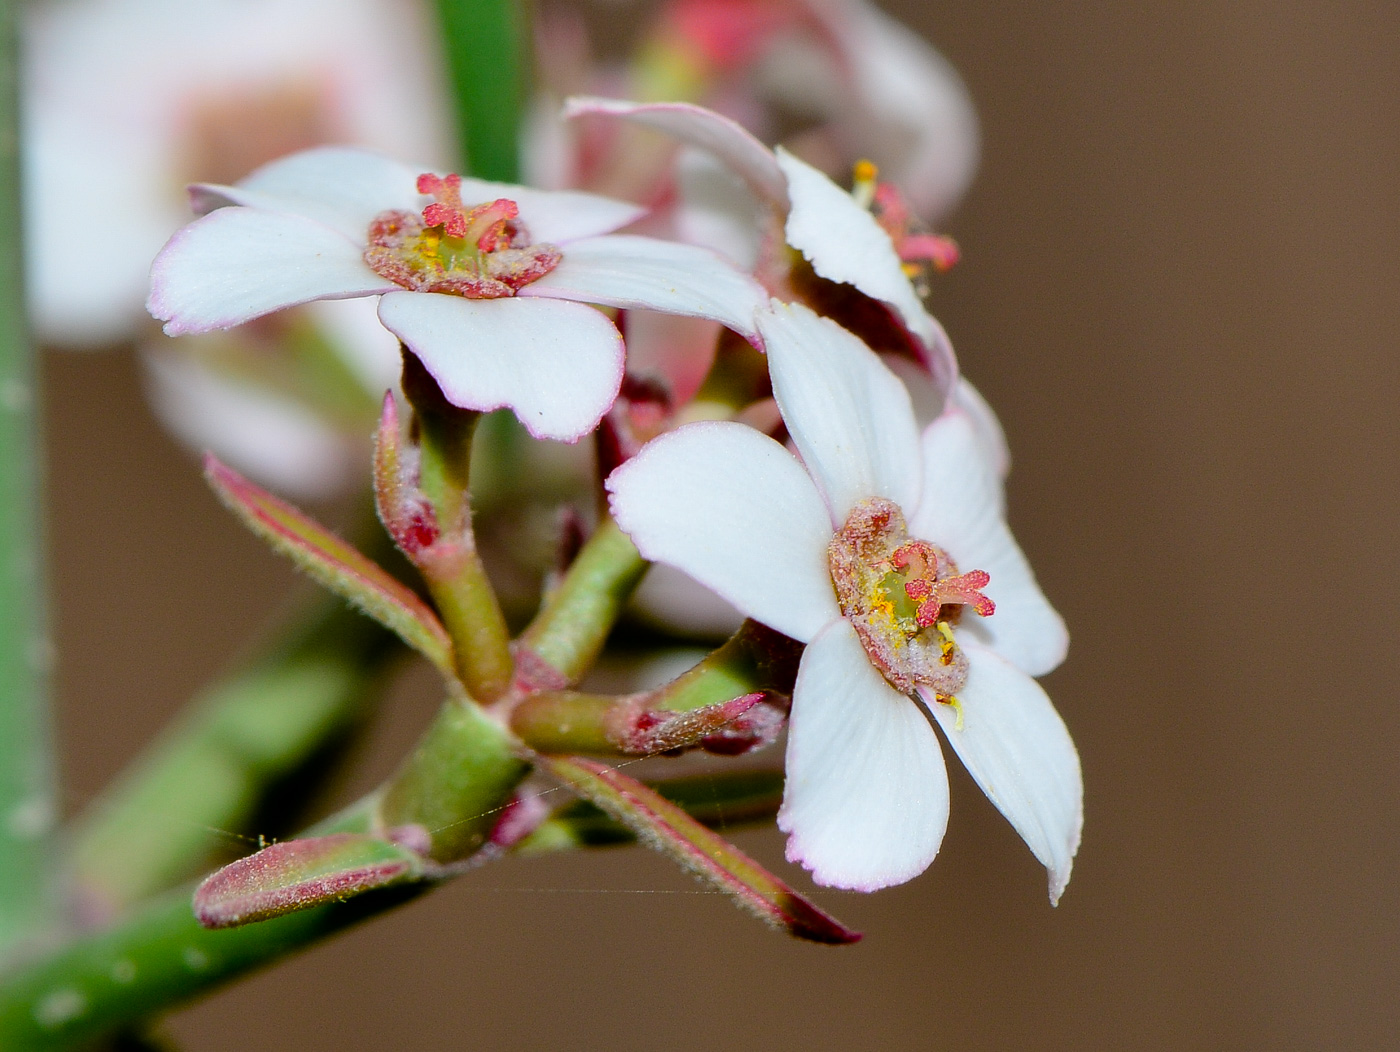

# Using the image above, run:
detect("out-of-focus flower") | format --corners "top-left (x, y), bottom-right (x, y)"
top-left (25, 0), bottom-right (452, 347)
top-left (532, 0), bottom-right (978, 224)
top-left (148, 147), bottom-right (767, 442)
top-left (565, 98), bottom-right (959, 400)
top-left (608, 301), bottom-right (1079, 897)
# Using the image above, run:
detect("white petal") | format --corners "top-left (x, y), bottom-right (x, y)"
top-left (759, 301), bottom-right (921, 522)
top-left (564, 96), bottom-right (789, 209)
top-left (191, 146), bottom-right (645, 247)
top-left (190, 146), bottom-right (423, 240)
top-left (605, 421), bottom-right (838, 643)
top-left (377, 293), bottom-right (623, 442)
top-left (814, 0), bottom-right (979, 222)
top-left (458, 182), bottom-right (646, 244)
top-left (927, 641), bottom-right (1082, 903)
top-left (779, 618), bottom-right (949, 891)
top-left (520, 235), bottom-right (766, 344)
top-left (884, 361), bottom-right (1008, 485)
top-left (777, 146), bottom-right (946, 357)
top-left (908, 409), bottom-right (1068, 676)
top-left (951, 377), bottom-right (1011, 482)
top-left (147, 208), bottom-right (396, 336)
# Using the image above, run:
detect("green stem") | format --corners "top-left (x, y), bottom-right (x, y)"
top-left (2, 696), bottom-right (526, 1048)
top-left (0, 0), bottom-right (58, 955)
top-left (514, 518), bottom-right (648, 689)
top-left (66, 593), bottom-right (402, 921)
top-left (434, 0), bottom-right (528, 181)
top-left (0, 873), bottom-right (422, 1051)
top-left (403, 356), bottom-right (514, 702)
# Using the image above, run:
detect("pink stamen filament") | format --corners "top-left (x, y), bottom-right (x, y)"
top-left (891, 541), bottom-right (995, 626)
top-left (898, 234), bottom-right (961, 272)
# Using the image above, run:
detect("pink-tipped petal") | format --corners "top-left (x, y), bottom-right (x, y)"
top-left (606, 421), bottom-right (838, 643)
top-left (520, 235), bottom-right (766, 344)
top-left (189, 146), bottom-right (423, 239)
top-left (458, 180), bottom-right (647, 243)
top-left (564, 96), bottom-right (789, 209)
top-left (377, 293), bottom-right (623, 442)
top-left (908, 409), bottom-right (1067, 676)
top-left (777, 147), bottom-right (945, 359)
top-left (147, 208), bottom-right (396, 336)
top-left (759, 301), bottom-right (921, 523)
top-left (926, 641), bottom-right (1082, 904)
top-left (779, 618), bottom-right (949, 891)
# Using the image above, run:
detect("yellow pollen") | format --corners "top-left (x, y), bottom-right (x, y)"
top-left (852, 159), bottom-right (879, 209)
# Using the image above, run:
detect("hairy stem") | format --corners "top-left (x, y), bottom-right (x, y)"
top-left (0, 0), bottom-right (58, 955)
top-left (434, 0), bottom-right (528, 181)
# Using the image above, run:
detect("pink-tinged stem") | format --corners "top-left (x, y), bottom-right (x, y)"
top-left (539, 756), bottom-right (860, 945)
top-left (399, 352), bottom-right (514, 702)
top-left (205, 455), bottom-right (456, 679)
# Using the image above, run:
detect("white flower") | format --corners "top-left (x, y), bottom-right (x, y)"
top-left (790, 0), bottom-right (979, 222)
top-left (147, 146), bottom-right (768, 442)
top-left (607, 301), bottom-right (1080, 898)
top-left (25, 0), bottom-right (452, 347)
top-left (565, 98), bottom-right (958, 399)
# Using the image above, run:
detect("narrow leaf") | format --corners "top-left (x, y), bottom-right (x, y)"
top-left (193, 833), bottom-right (424, 929)
top-left (539, 756), bottom-right (860, 945)
top-left (522, 769), bottom-right (786, 851)
top-left (206, 455), bottom-right (455, 677)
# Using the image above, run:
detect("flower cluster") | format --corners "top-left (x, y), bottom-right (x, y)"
top-left (147, 82), bottom-right (1081, 902)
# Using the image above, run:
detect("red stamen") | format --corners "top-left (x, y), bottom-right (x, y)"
top-left (417, 172), bottom-right (468, 237)
top-left (899, 234), bottom-right (961, 272)
top-left (938, 570), bottom-right (995, 617)
top-left (892, 540), bottom-right (995, 624)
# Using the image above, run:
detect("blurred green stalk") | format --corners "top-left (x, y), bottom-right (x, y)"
top-left (65, 595), bottom-right (401, 919)
top-left (434, 0), bottom-right (529, 180)
top-left (0, 0), bottom-right (59, 954)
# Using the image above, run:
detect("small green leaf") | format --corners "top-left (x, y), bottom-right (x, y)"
top-left (205, 455), bottom-right (455, 678)
top-left (539, 756), bottom-right (860, 945)
top-left (193, 832), bottom-right (425, 928)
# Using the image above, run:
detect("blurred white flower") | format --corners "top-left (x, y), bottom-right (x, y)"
top-left (25, 0), bottom-right (452, 346)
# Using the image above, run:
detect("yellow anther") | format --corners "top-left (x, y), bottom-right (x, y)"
top-left (852, 159), bottom-right (879, 209)
top-left (936, 620), bottom-right (956, 647)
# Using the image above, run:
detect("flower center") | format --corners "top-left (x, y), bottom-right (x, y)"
top-left (827, 497), bottom-right (993, 697)
top-left (364, 173), bottom-right (562, 298)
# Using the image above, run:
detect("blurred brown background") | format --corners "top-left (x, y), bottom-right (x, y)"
top-left (45, 0), bottom-right (1399, 1048)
